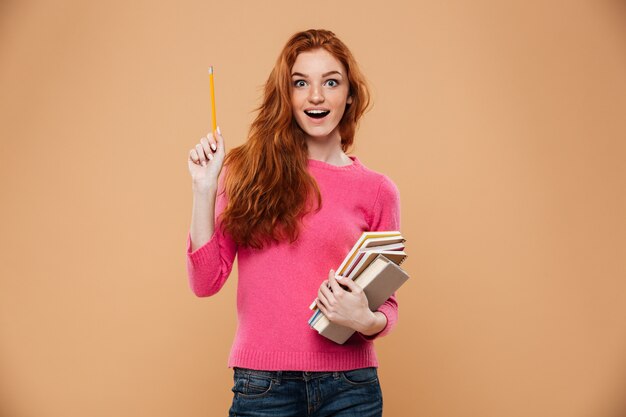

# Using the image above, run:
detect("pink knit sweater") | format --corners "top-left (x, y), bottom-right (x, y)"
top-left (186, 155), bottom-right (401, 371)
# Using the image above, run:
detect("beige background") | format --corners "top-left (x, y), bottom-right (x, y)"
top-left (1, 1), bottom-right (625, 416)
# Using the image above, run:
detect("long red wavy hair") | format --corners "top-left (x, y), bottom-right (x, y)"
top-left (221, 29), bottom-right (371, 249)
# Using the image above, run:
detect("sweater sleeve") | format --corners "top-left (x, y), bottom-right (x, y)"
top-left (186, 174), bottom-right (238, 297)
top-left (360, 175), bottom-right (402, 341)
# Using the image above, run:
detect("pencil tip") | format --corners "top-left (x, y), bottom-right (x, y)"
top-left (208, 66), bottom-right (214, 74)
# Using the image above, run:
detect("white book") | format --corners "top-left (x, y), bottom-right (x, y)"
top-left (345, 250), bottom-right (407, 280)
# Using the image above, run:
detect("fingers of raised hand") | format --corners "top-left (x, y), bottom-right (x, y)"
top-left (201, 135), bottom-right (215, 160)
top-left (204, 131), bottom-right (218, 153)
top-left (193, 143), bottom-right (209, 166)
top-left (188, 148), bottom-right (199, 164)
top-left (192, 136), bottom-right (211, 165)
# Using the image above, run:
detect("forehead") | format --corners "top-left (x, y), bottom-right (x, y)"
top-left (291, 48), bottom-right (346, 75)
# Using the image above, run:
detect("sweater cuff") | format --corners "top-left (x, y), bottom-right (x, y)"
top-left (186, 231), bottom-right (219, 267)
top-left (359, 303), bottom-right (397, 341)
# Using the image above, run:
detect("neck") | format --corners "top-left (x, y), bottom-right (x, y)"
top-left (306, 130), bottom-right (351, 165)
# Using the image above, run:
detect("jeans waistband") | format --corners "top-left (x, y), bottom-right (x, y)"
top-left (233, 367), bottom-right (342, 382)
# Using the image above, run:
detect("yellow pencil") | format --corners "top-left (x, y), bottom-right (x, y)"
top-left (208, 66), bottom-right (217, 132)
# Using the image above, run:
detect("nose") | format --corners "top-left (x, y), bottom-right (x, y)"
top-left (308, 84), bottom-right (324, 104)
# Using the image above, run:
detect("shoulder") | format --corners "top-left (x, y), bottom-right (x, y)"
top-left (355, 158), bottom-right (401, 229)
top-left (356, 158), bottom-right (401, 202)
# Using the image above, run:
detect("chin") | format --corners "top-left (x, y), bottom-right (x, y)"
top-left (306, 129), bottom-right (333, 139)
top-left (300, 124), bottom-right (341, 140)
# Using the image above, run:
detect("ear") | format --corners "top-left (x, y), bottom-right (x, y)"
top-left (347, 95), bottom-right (353, 105)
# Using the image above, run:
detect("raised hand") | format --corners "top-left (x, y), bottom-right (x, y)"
top-left (188, 127), bottom-right (226, 191)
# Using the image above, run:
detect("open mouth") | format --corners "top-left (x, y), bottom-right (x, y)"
top-left (304, 110), bottom-right (330, 119)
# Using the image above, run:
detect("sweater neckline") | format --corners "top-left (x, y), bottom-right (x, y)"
top-left (307, 155), bottom-right (361, 171)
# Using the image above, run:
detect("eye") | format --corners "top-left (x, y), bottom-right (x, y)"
top-left (294, 80), bottom-right (307, 88)
top-left (325, 79), bottom-right (339, 87)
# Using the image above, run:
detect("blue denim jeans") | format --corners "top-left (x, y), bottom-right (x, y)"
top-left (228, 366), bottom-right (383, 417)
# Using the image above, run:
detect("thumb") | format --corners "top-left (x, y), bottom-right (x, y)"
top-left (215, 126), bottom-right (226, 154)
top-left (336, 274), bottom-right (357, 288)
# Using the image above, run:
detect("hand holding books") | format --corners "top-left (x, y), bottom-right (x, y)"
top-left (315, 269), bottom-right (381, 336)
top-left (308, 231), bottom-right (410, 344)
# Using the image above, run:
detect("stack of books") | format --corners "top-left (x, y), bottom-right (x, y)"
top-left (307, 231), bottom-right (409, 344)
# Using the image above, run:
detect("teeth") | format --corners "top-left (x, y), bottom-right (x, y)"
top-left (306, 110), bottom-right (329, 114)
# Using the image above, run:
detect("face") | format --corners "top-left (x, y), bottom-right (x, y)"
top-left (290, 48), bottom-right (353, 142)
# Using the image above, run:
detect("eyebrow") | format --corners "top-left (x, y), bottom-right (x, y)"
top-left (291, 71), bottom-right (343, 78)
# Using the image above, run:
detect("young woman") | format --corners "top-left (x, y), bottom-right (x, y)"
top-left (186, 29), bottom-right (401, 417)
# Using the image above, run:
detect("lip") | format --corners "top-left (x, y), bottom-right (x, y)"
top-left (304, 108), bottom-right (331, 112)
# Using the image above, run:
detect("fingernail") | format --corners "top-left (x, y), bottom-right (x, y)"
top-left (211, 143), bottom-right (217, 151)
top-left (201, 161), bottom-right (206, 166)
top-left (207, 153), bottom-right (213, 161)
top-left (217, 126), bottom-right (222, 136)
